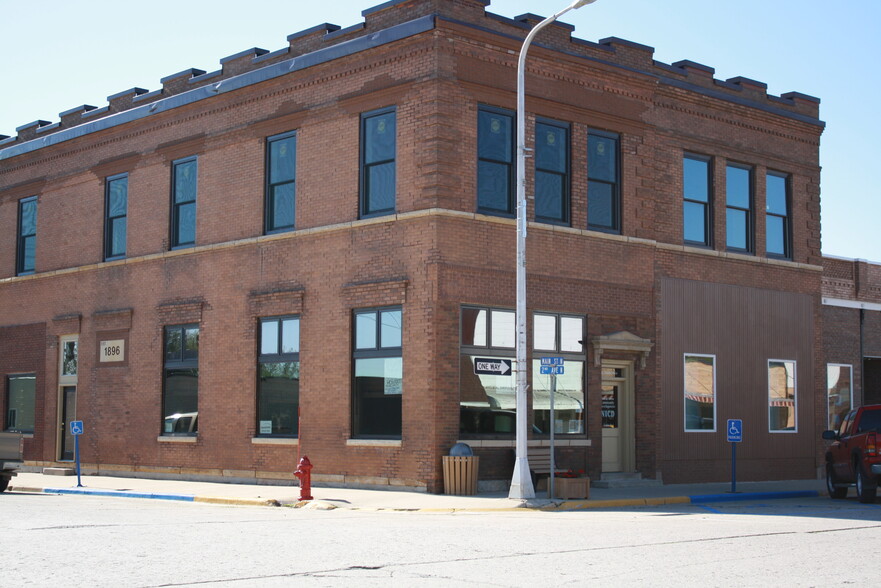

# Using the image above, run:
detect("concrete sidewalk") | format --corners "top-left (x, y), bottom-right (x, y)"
top-left (7, 471), bottom-right (827, 511)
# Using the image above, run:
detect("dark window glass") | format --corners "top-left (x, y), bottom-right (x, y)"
top-left (353, 308), bottom-right (402, 438)
top-left (361, 109), bottom-right (396, 218)
top-left (535, 120), bottom-right (569, 224)
top-left (726, 164), bottom-right (752, 252)
top-left (266, 132), bottom-right (296, 233)
top-left (105, 175), bottom-right (128, 259)
top-left (587, 132), bottom-right (620, 232)
top-left (258, 317), bottom-right (300, 436)
top-left (766, 172), bottom-right (790, 258)
top-left (477, 107), bottom-right (515, 215)
top-left (683, 156), bottom-right (711, 246)
top-left (5, 375), bottom-right (36, 433)
top-left (17, 197), bottom-right (37, 275)
top-left (171, 158), bottom-right (197, 248)
top-left (163, 325), bottom-right (199, 435)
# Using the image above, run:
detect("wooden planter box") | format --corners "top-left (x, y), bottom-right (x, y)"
top-left (553, 476), bottom-right (590, 499)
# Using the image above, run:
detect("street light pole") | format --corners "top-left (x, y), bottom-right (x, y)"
top-left (509, 0), bottom-right (598, 501)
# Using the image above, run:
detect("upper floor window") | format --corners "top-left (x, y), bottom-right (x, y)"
top-left (171, 157), bottom-right (197, 248)
top-left (16, 196), bottom-right (37, 275)
top-left (477, 106), bottom-right (515, 216)
top-left (765, 171), bottom-right (790, 258)
top-left (683, 155), bottom-right (711, 246)
top-left (105, 174), bottom-right (128, 260)
top-left (725, 164), bottom-right (753, 252)
top-left (258, 316), bottom-right (300, 437)
top-left (163, 324), bottom-right (199, 435)
top-left (352, 308), bottom-right (402, 438)
top-left (535, 119), bottom-right (570, 225)
top-left (360, 108), bottom-right (396, 218)
top-left (265, 131), bottom-right (297, 233)
top-left (587, 130), bottom-right (620, 233)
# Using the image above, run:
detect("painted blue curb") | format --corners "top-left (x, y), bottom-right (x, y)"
top-left (43, 487), bottom-right (196, 502)
top-left (689, 490), bottom-right (819, 504)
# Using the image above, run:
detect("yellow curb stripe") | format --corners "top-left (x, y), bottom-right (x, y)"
top-left (193, 496), bottom-right (280, 507)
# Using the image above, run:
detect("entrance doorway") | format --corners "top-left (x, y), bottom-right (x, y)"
top-left (601, 361), bottom-right (634, 473)
top-left (59, 386), bottom-right (77, 461)
top-left (57, 336), bottom-right (78, 462)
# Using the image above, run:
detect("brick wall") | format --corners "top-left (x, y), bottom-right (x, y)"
top-left (0, 0), bottom-right (827, 489)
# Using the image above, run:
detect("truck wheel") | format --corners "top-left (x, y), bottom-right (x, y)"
top-left (856, 467), bottom-right (877, 504)
top-left (0, 478), bottom-right (8, 493)
top-left (826, 464), bottom-right (847, 499)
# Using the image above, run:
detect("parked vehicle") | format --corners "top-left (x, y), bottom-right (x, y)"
top-left (0, 431), bottom-right (24, 492)
top-left (164, 412), bottom-right (198, 435)
top-left (822, 404), bottom-right (881, 503)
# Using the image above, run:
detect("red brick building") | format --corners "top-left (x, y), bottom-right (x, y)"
top-left (1, 0), bottom-right (833, 491)
top-left (822, 257), bottom-right (881, 435)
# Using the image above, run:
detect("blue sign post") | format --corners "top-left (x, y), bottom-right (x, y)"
top-left (540, 357), bottom-right (565, 498)
top-left (727, 419), bottom-right (743, 493)
top-left (70, 420), bottom-right (84, 488)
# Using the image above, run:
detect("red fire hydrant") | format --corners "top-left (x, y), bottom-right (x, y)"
top-left (294, 456), bottom-right (313, 501)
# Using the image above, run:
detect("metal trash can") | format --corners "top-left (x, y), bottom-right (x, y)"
top-left (442, 443), bottom-right (479, 495)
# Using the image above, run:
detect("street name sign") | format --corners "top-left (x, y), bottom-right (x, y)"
top-left (540, 357), bottom-right (564, 366)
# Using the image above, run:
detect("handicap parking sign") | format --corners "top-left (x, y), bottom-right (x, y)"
top-left (70, 420), bottom-right (84, 436)
top-left (727, 419), bottom-right (742, 443)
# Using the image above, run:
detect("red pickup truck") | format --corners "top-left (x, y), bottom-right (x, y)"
top-left (823, 404), bottom-right (881, 503)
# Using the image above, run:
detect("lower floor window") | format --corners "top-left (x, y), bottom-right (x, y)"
top-left (353, 357), bottom-right (402, 437)
top-left (459, 354), bottom-right (516, 435)
top-left (352, 308), bottom-right (402, 438)
top-left (684, 354), bottom-right (715, 431)
top-left (827, 364), bottom-right (852, 431)
top-left (6, 374), bottom-right (36, 433)
top-left (532, 360), bottom-right (585, 434)
top-left (163, 368), bottom-right (198, 434)
top-left (258, 317), bottom-right (300, 436)
top-left (258, 362), bottom-right (299, 435)
top-left (769, 360), bottom-right (796, 432)
top-left (163, 324), bottom-right (199, 435)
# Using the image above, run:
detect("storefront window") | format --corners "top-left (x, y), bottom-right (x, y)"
top-left (532, 313), bottom-right (585, 435)
top-left (460, 307), bottom-right (516, 435)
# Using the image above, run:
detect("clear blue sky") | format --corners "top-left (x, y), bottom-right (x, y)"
top-left (3, 0), bottom-right (878, 261)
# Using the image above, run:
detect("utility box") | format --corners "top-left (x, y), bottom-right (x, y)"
top-left (442, 456), bottom-right (479, 495)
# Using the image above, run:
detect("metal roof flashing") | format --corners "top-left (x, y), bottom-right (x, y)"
top-left (0, 15), bottom-right (436, 163)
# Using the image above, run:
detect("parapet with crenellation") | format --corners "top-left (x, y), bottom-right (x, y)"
top-left (1, 0), bottom-right (821, 151)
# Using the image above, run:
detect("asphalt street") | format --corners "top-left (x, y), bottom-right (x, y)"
top-left (2, 492), bottom-right (879, 587)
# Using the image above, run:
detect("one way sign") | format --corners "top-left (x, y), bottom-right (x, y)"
top-left (473, 358), bottom-right (512, 376)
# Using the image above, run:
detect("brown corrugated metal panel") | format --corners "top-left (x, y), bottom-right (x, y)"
top-left (660, 278), bottom-right (814, 466)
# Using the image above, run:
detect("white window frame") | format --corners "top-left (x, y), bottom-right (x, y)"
top-left (684, 353), bottom-right (716, 433)
top-left (768, 359), bottom-right (797, 433)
